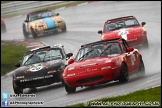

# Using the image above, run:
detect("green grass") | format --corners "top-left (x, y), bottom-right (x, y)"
top-left (1, 44), bottom-right (28, 76)
top-left (1, 1), bottom-right (88, 18)
top-left (67, 86), bottom-right (161, 107)
top-left (1, 1), bottom-right (13, 4)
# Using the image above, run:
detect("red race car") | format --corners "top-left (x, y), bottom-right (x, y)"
top-left (98, 16), bottom-right (149, 48)
top-left (62, 38), bottom-right (145, 93)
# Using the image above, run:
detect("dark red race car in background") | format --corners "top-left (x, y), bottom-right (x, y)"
top-left (62, 38), bottom-right (145, 93)
top-left (1, 18), bottom-right (6, 33)
top-left (98, 16), bottom-right (149, 48)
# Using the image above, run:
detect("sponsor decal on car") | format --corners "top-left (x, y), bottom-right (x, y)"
top-left (20, 75), bottom-right (53, 82)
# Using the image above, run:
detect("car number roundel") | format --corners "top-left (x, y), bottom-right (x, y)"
top-left (118, 28), bottom-right (129, 40)
top-left (29, 64), bottom-right (43, 72)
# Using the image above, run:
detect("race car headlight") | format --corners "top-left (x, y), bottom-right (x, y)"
top-left (38, 25), bottom-right (43, 27)
top-left (66, 73), bottom-right (76, 77)
top-left (48, 70), bottom-right (56, 74)
top-left (101, 66), bottom-right (111, 70)
top-left (16, 76), bottom-right (24, 79)
top-left (104, 60), bottom-right (111, 63)
top-left (68, 67), bottom-right (75, 71)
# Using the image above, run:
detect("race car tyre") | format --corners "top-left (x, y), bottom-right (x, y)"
top-left (64, 83), bottom-right (76, 93)
top-left (143, 37), bottom-right (149, 48)
top-left (13, 79), bottom-right (23, 94)
top-left (61, 79), bottom-right (65, 86)
top-left (1, 24), bottom-right (6, 33)
top-left (62, 24), bottom-right (67, 32)
top-left (119, 62), bottom-right (129, 83)
top-left (137, 57), bottom-right (145, 77)
top-left (31, 27), bottom-right (37, 38)
top-left (23, 28), bottom-right (29, 38)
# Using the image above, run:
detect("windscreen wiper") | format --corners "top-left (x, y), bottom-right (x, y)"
top-left (78, 49), bottom-right (94, 60)
top-left (100, 45), bottom-right (112, 56)
top-left (24, 53), bottom-right (34, 65)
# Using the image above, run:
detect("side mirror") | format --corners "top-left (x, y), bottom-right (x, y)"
top-left (15, 60), bottom-right (22, 67)
top-left (56, 13), bottom-right (59, 16)
top-left (141, 22), bottom-right (146, 27)
top-left (24, 19), bottom-right (28, 22)
top-left (15, 62), bottom-right (20, 67)
top-left (98, 30), bottom-right (102, 34)
top-left (127, 47), bottom-right (134, 52)
top-left (68, 58), bottom-right (74, 64)
top-left (66, 53), bottom-right (73, 58)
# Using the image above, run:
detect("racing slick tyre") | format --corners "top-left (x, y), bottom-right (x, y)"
top-left (13, 79), bottom-right (23, 94)
top-left (31, 27), bottom-right (37, 38)
top-left (137, 57), bottom-right (145, 77)
top-left (62, 23), bottom-right (67, 32)
top-left (143, 37), bottom-right (149, 48)
top-left (64, 83), bottom-right (76, 93)
top-left (23, 28), bottom-right (29, 38)
top-left (119, 62), bottom-right (129, 83)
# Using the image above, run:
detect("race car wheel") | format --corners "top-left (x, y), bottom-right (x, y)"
top-left (119, 62), bottom-right (129, 83)
top-left (64, 83), bottom-right (76, 93)
top-left (31, 27), bottom-right (37, 38)
top-left (13, 79), bottom-right (23, 94)
top-left (138, 57), bottom-right (145, 77)
top-left (143, 37), bottom-right (149, 48)
top-left (62, 23), bottom-right (67, 32)
top-left (23, 28), bottom-right (29, 38)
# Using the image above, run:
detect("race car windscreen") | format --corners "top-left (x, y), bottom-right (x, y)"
top-left (75, 42), bottom-right (121, 61)
top-left (21, 48), bottom-right (63, 66)
top-left (29, 11), bottom-right (56, 22)
top-left (105, 19), bottom-right (139, 32)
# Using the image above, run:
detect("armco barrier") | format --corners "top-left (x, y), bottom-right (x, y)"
top-left (1, 1), bottom-right (74, 16)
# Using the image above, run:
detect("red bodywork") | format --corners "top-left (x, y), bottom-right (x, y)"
top-left (99, 16), bottom-right (147, 47)
top-left (63, 39), bottom-right (142, 88)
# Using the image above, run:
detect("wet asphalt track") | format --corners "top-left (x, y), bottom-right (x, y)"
top-left (1, 1), bottom-right (161, 107)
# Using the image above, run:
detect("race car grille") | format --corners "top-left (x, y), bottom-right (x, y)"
top-left (46, 27), bottom-right (56, 30)
top-left (76, 76), bottom-right (103, 85)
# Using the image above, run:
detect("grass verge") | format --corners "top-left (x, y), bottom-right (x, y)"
top-left (1, 1), bottom-right (13, 4)
top-left (1, 43), bottom-right (28, 76)
top-left (67, 86), bottom-right (161, 107)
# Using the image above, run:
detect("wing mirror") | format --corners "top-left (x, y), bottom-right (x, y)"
top-left (66, 53), bottom-right (73, 58)
top-left (24, 19), bottom-right (28, 22)
top-left (141, 22), bottom-right (146, 27)
top-left (98, 30), bottom-right (102, 34)
top-left (68, 58), bottom-right (74, 65)
top-left (127, 47), bottom-right (134, 53)
top-left (15, 60), bottom-right (22, 67)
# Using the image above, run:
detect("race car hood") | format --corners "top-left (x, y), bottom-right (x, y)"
top-left (13, 59), bottom-right (64, 78)
top-left (101, 26), bottom-right (143, 41)
top-left (66, 54), bottom-right (120, 73)
top-left (29, 16), bottom-right (64, 29)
